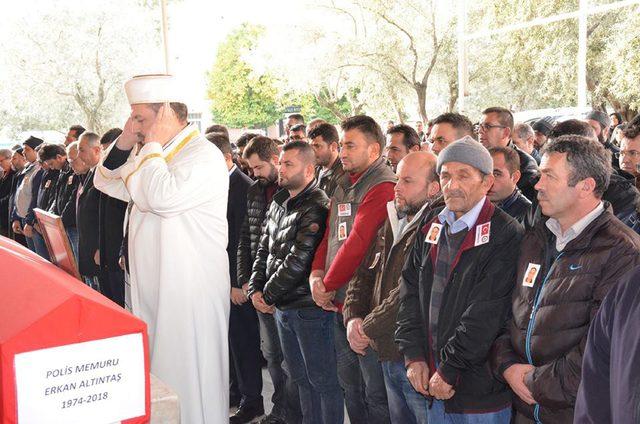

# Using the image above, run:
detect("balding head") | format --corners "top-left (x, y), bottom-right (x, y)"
top-left (395, 151), bottom-right (441, 218)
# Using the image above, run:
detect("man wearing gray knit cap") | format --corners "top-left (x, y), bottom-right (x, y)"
top-left (396, 135), bottom-right (524, 423)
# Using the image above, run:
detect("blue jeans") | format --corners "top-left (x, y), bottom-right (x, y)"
top-left (381, 361), bottom-right (428, 424)
top-left (66, 227), bottom-right (79, 264)
top-left (257, 311), bottom-right (301, 421)
top-left (427, 400), bottom-right (511, 424)
top-left (334, 313), bottom-right (390, 424)
top-left (275, 308), bottom-right (343, 424)
top-left (32, 230), bottom-right (50, 260)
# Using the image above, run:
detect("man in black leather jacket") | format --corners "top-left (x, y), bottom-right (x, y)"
top-left (488, 147), bottom-right (532, 227)
top-left (249, 141), bottom-right (344, 424)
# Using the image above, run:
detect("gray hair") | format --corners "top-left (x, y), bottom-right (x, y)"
top-left (79, 131), bottom-right (101, 147)
top-left (0, 149), bottom-right (12, 160)
top-left (542, 135), bottom-right (611, 198)
top-left (514, 123), bottom-right (534, 140)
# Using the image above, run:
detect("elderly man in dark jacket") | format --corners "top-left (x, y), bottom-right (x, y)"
top-left (343, 152), bottom-right (442, 424)
top-left (249, 141), bottom-right (342, 424)
top-left (396, 137), bottom-right (523, 423)
top-left (493, 135), bottom-right (640, 423)
top-left (488, 147), bottom-right (532, 227)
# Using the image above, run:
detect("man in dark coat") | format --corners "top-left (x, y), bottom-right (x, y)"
top-left (0, 149), bottom-right (15, 237)
top-left (488, 147), bottom-right (532, 227)
top-left (396, 137), bottom-right (523, 422)
top-left (77, 132), bottom-right (104, 290)
top-left (493, 135), bottom-right (640, 423)
top-left (206, 132), bottom-right (264, 424)
top-left (478, 107), bottom-right (539, 201)
top-left (574, 265), bottom-right (640, 424)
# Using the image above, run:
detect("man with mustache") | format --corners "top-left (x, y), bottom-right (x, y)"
top-left (493, 135), bottom-right (640, 423)
top-left (396, 136), bottom-right (523, 423)
top-left (343, 151), bottom-right (441, 423)
top-left (238, 136), bottom-right (301, 424)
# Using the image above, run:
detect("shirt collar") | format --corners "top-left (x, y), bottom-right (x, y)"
top-left (438, 196), bottom-right (486, 234)
top-left (388, 200), bottom-right (431, 242)
top-left (228, 164), bottom-right (237, 176)
top-left (545, 201), bottom-right (604, 251)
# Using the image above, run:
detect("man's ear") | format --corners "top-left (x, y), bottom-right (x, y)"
top-left (511, 169), bottom-right (522, 185)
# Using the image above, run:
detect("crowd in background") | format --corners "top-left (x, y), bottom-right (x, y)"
top-left (3, 105), bottom-right (640, 424)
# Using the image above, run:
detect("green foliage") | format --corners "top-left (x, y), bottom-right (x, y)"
top-left (206, 23), bottom-right (281, 128)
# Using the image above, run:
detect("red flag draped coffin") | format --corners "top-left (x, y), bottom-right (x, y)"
top-left (0, 236), bottom-right (150, 424)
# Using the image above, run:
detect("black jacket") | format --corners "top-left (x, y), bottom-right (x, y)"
top-left (496, 188), bottom-right (532, 227)
top-left (248, 181), bottom-right (329, 310)
top-left (76, 169), bottom-right (101, 277)
top-left (36, 169), bottom-right (60, 211)
top-left (98, 195), bottom-right (127, 271)
top-left (49, 163), bottom-right (79, 229)
top-left (396, 198), bottom-right (524, 413)
top-left (0, 169), bottom-right (15, 232)
top-left (575, 265), bottom-right (640, 424)
top-left (511, 142), bottom-right (540, 201)
top-left (237, 180), bottom-right (277, 285)
top-left (228, 167), bottom-right (252, 287)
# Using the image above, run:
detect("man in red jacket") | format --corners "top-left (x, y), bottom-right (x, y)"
top-left (310, 115), bottom-right (395, 424)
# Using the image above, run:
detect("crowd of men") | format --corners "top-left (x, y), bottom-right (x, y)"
top-left (2, 105), bottom-right (640, 424)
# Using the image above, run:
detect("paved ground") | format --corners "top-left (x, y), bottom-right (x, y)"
top-left (231, 368), bottom-right (351, 423)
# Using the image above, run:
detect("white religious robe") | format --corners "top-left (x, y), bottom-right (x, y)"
top-left (94, 124), bottom-right (230, 424)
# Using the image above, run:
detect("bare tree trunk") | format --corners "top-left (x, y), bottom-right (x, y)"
top-left (415, 83), bottom-right (428, 122)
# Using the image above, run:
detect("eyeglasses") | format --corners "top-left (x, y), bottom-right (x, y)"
top-left (616, 150), bottom-right (640, 159)
top-left (477, 123), bottom-right (507, 132)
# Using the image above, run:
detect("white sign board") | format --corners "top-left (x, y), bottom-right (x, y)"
top-left (14, 333), bottom-right (146, 424)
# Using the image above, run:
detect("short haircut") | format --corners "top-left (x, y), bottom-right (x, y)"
top-left (489, 146), bottom-right (521, 174)
top-left (514, 123), bottom-right (534, 140)
top-left (290, 123), bottom-right (307, 135)
top-left (622, 123), bottom-right (640, 140)
top-left (431, 112), bottom-right (475, 139)
top-left (308, 123), bottom-right (339, 145)
top-left (79, 131), bottom-right (101, 146)
top-left (542, 135), bottom-right (611, 198)
top-left (482, 107), bottom-right (514, 132)
top-left (282, 140), bottom-right (316, 165)
top-left (243, 136), bottom-right (279, 162)
top-left (40, 143), bottom-right (67, 161)
top-left (340, 115), bottom-right (385, 152)
top-left (101, 128), bottom-right (123, 145)
top-left (205, 124), bottom-right (229, 137)
top-left (69, 125), bottom-right (86, 137)
top-left (235, 132), bottom-right (260, 148)
top-left (288, 113), bottom-right (304, 124)
top-left (205, 132), bottom-right (232, 155)
top-left (0, 148), bottom-right (12, 160)
top-left (388, 124), bottom-right (421, 150)
top-left (549, 119), bottom-right (596, 140)
top-left (149, 102), bottom-right (188, 122)
top-left (308, 118), bottom-right (328, 131)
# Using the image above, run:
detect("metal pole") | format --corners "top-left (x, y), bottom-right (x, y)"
top-left (577, 0), bottom-right (588, 108)
top-left (161, 0), bottom-right (170, 74)
top-left (457, 0), bottom-right (467, 113)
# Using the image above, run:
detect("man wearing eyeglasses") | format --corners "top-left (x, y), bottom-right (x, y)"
top-left (478, 107), bottom-right (539, 201)
top-left (619, 123), bottom-right (640, 190)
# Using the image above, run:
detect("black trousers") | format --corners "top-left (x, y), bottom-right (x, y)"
top-left (229, 300), bottom-right (263, 408)
top-left (100, 268), bottom-right (125, 307)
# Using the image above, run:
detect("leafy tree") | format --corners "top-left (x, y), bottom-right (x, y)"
top-left (206, 23), bottom-right (281, 129)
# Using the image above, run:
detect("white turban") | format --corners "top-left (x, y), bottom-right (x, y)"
top-left (124, 74), bottom-right (186, 105)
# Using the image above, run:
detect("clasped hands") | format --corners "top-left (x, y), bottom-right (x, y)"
top-left (309, 270), bottom-right (338, 312)
top-left (406, 361), bottom-right (455, 400)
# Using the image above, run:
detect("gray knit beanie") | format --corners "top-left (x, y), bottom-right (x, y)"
top-left (436, 135), bottom-right (493, 175)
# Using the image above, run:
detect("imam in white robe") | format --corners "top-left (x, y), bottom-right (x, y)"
top-left (94, 124), bottom-right (230, 424)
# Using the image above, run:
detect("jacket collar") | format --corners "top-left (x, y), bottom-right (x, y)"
top-left (341, 156), bottom-right (388, 190)
top-left (273, 178), bottom-right (318, 208)
top-left (387, 200), bottom-right (433, 243)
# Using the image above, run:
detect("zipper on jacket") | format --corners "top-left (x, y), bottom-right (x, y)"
top-left (525, 252), bottom-right (565, 364)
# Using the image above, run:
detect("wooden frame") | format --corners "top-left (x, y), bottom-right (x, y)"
top-left (33, 208), bottom-right (81, 280)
